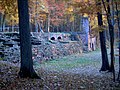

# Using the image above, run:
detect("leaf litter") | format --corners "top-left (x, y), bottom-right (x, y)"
top-left (0, 49), bottom-right (120, 90)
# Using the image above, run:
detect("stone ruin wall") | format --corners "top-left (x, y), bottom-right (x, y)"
top-left (0, 32), bottom-right (83, 63)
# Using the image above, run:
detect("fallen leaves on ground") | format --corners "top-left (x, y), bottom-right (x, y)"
top-left (0, 61), bottom-right (120, 90)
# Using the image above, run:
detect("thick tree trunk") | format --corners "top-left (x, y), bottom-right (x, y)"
top-left (97, 12), bottom-right (110, 71)
top-left (17, 0), bottom-right (40, 78)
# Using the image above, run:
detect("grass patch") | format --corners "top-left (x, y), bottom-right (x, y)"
top-left (35, 50), bottom-right (102, 71)
top-left (0, 57), bottom-right (4, 61)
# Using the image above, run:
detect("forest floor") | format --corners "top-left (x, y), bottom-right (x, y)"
top-left (0, 49), bottom-right (120, 90)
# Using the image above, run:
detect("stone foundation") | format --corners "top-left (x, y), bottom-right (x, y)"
top-left (0, 32), bottom-right (83, 63)
top-left (32, 41), bottom-right (83, 62)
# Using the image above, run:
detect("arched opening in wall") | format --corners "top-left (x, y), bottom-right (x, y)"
top-left (51, 37), bottom-right (55, 40)
top-left (57, 36), bottom-right (62, 40)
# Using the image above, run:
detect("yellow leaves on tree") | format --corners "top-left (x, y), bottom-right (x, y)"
top-left (29, 0), bottom-right (49, 24)
top-left (65, 6), bottom-right (73, 14)
top-left (0, 0), bottom-right (18, 25)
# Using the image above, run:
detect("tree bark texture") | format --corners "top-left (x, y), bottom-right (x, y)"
top-left (97, 12), bottom-right (110, 71)
top-left (17, 0), bottom-right (39, 78)
top-left (115, 1), bottom-right (120, 82)
top-left (106, 0), bottom-right (115, 74)
top-left (1, 14), bottom-right (6, 32)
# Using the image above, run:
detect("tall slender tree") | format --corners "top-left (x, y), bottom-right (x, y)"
top-left (66, 0), bottom-right (110, 71)
top-left (102, 0), bottom-right (115, 81)
top-left (106, 0), bottom-right (115, 81)
top-left (115, 1), bottom-right (120, 82)
top-left (17, 0), bottom-right (40, 78)
top-left (97, 1), bottom-right (110, 71)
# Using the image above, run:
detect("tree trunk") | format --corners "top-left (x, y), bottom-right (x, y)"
top-left (105, 0), bottom-right (115, 82)
top-left (17, 0), bottom-right (40, 78)
top-left (115, 1), bottom-right (120, 82)
top-left (102, 0), bottom-right (115, 81)
top-left (72, 16), bottom-right (75, 32)
top-left (97, 12), bottom-right (110, 71)
top-left (0, 13), bottom-right (2, 32)
top-left (2, 14), bottom-right (6, 32)
top-left (12, 20), bottom-right (14, 32)
top-left (46, 13), bottom-right (50, 32)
